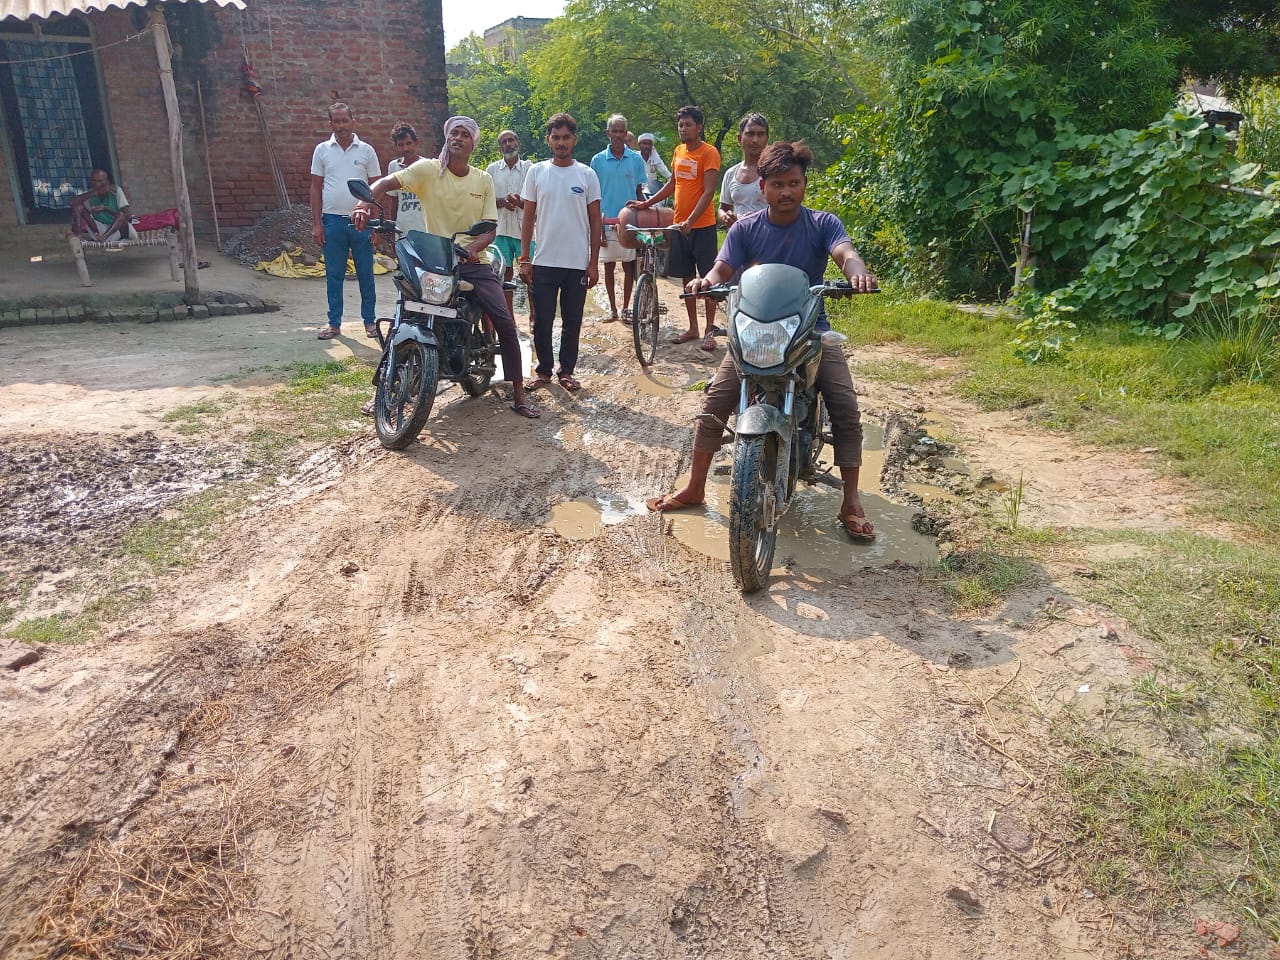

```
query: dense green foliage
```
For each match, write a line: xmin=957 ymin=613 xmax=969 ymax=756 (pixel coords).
xmin=446 ymin=37 xmax=547 ymax=166
xmin=817 ymin=0 xmax=1184 ymax=298
xmin=1010 ymin=114 xmax=1279 ymax=340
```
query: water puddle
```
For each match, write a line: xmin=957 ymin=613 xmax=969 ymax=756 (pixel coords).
xmin=941 ymin=456 xmax=969 ymax=475
xmin=903 ymin=481 xmax=962 ymax=505
xmin=632 ymin=372 xmax=676 ymax=398
xmin=978 ymin=476 xmax=1010 ymax=494
xmin=666 ymin=468 xmax=938 ymax=571
xmin=547 ymin=493 xmax=648 ymax=540
xmin=543 ymin=415 xmax=937 ymax=572
xmin=920 ymin=410 xmax=955 ymax=434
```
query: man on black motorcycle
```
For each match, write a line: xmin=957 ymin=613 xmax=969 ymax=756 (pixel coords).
xmin=645 ymin=140 xmax=878 ymax=542
xmin=351 ymin=116 xmax=541 ymax=419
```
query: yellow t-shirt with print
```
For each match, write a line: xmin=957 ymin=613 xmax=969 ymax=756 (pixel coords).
xmin=394 ymin=158 xmax=497 ymax=237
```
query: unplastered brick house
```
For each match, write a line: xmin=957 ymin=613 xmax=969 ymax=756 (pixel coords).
xmin=0 ymin=0 xmax=449 ymax=240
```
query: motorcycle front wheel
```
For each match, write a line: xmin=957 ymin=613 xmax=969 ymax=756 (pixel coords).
xmin=460 ymin=314 xmax=498 ymax=397
xmin=375 ymin=341 xmax=438 ymax=450
xmin=729 ymin=434 xmax=780 ymax=592
xmin=631 ymin=272 xmax=660 ymax=366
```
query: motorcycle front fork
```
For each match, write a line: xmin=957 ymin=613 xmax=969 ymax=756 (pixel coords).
xmin=738 ymin=378 xmax=796 ymax=520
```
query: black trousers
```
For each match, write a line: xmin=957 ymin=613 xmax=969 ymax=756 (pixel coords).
xmin=530 ymin=265 xmax=587 ymax=378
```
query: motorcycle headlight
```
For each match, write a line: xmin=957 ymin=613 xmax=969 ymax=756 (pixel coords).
xmin=415 ymin=268 xmax=455 ymax=305
xmin=735 ymin=312 xmax=801 ymax=368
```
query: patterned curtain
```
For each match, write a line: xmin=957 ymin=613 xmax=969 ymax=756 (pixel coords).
xmin=2 ymin=39 xmax=95 ymax=209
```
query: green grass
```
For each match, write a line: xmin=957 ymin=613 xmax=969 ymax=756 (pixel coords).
xmin=939 ymin=543 xmax=1040 ymax=612
xmin=832 ymin=289 xmax=1280 ymax=939
xmin=855 ymin=357 xmax=952 ymax=385
xmin=7 ymin=612 xmax=95 ymax=645
xmin=1051 ymin=533 xmax=1280 ymax=937
xmin=829 ymin=298 xmax=1280 ymax=540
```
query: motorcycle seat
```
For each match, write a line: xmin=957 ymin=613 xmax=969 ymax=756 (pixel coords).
xmin=458 ymin=280 xmax=474 ymax=292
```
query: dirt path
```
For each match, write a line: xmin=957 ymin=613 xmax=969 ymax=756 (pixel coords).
xmin=0 ymin=272 xmax=1226 ymax=958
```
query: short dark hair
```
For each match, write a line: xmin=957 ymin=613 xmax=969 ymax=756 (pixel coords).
xmin=391 ymin=121 xmax=418 ymax=142
xmin=739 ymin=112 xmax=768 ymax=135
xmin=327 ymin=101 xmax=352 ymax=121
xmin=758 ymin=141 xmax=815 ymax=180
xmin=546 ymin=112 xmax=577 ymax=134
xmin=675 ymin=105 xmax=704 ymax=126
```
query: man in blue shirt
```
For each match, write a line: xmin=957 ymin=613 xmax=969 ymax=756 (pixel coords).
xmin=590 ymin=114 xmax=647 ymax=321
xmin=646 ymin=141 xmax=879 ymax=543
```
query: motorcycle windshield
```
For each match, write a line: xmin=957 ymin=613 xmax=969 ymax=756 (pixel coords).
xmin=406 ymin=229 xmax=456 ymax=276
xmin=735 ymin=263 xmax=813 ymax=324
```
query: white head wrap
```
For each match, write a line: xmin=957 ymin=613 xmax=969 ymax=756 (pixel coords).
xmin=439 ymin=116 xmax=480 ymax=175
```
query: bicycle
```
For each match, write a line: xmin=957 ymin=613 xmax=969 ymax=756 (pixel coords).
xmin=625 ymin=224 xmax=680 ymax=366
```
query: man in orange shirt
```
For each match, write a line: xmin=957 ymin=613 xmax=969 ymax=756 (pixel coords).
xmin=628 ymin=105 xmax=720 ymax=351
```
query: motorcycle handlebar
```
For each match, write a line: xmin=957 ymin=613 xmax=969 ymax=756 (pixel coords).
xmin=680 ymin=281 xmax=880 ymax=300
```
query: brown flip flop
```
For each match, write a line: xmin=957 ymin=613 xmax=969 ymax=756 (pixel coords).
xmin=670 ymin=330 xmax=699 ymax=344
xmin=646 ymin=493 xmax=704 ymax=513
xmin=838 ymin=512 xmax=877 ymax=543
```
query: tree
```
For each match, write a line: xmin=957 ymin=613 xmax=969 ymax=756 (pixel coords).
xmin=825 ymin=0 xmax=1186 ymax=297
xmin=528 ymin=0 xmax=846 ymax=161
xmin=447 ymin=36 xmax=546 ymax=166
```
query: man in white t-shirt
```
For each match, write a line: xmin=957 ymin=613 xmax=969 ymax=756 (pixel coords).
xmin=485 ymin=129 xmax=533 ymax=320
xmin=718 ymin=112 xmax=770 ymax=228
xmin=518 ymin=113 xmax=602 ymax=393
xmin=386 ymin=121 xmax=426 ymax=236
xmin=310 ymin=102 xmax=382 ymax=340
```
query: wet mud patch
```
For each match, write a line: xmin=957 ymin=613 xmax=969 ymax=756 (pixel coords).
xmin=0 ymin=432 xmax=246 ymax=591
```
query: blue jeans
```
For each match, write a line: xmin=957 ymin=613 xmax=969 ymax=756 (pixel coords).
xmin=322 ymin=213 xmax=375 ymax=327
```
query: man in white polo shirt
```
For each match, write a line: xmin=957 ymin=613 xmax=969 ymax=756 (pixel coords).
xmin=310 ymin=101 xmax=382 ymax=340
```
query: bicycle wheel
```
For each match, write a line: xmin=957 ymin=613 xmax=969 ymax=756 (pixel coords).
xmin=374 ymin=341 xmax=438 ymax=450
xmin=631 ymin=272 xmax=660 ymax=366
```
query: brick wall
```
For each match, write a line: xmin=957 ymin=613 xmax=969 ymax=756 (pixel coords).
xmin=167 ymin=0 xmax=450 ymax=235
xmin=0 ymin=0 xmax=447 ymax=239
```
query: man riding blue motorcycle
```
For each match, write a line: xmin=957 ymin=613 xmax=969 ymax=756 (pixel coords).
xmin=646 ymin=140 xmax=877 ymax=545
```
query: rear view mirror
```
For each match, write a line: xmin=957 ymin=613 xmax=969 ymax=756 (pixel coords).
xmin=466 ymin=220 xmax=497 ymax=236
xmin=347 ymin=179 xmax=375 ymax=202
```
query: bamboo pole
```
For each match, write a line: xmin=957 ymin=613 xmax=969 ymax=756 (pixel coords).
xmin=149 ymin=6 xmax=199 ymax=304
xmin=196 ymin=79 xmax=221 ymax=248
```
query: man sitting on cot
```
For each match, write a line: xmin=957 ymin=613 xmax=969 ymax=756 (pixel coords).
xmin=69 ymin=169 xmax=137 ymax=242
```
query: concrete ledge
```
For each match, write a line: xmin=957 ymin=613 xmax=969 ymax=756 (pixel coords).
xmin=0 ymin=293 xmax=282 ymax=329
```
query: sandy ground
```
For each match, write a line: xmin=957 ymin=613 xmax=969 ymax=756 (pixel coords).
xmin=0 ymin=258 xmax=1257 ymax=959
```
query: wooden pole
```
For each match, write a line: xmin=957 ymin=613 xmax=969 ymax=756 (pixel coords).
xmin=149 ymin=6 xmax=200 ymax=304
xmin=196 ymin=79 xmax=221 ymax=248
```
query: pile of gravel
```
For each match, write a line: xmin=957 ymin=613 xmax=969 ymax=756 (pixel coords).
xmin=220 ymin=204 xmax=322 ymax=266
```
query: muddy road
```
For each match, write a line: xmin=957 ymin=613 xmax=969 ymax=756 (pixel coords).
xmin=0 ymin=270 xmax=1225 ymax=958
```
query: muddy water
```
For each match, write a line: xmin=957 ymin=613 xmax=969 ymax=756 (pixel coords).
xmin=903 ymin=482 xmax=963 ymax=505
xmin=545 ymin=419 xmax=939 ymax=571
xmin=632 ymin=372 xmax=677 ymax=398
xmin=548 ymin=493 xmax=651 ymax=540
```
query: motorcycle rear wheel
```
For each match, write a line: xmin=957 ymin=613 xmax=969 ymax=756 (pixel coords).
xmin=460 ymin=314 xmax=498 ymax=397
xmin=729 ymin=434 xmax=780 ymax=592
xmin=631 ymin=272 xmax=660 ymax=366
xmin=375 ymin=341 xmax=438 ymax=450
